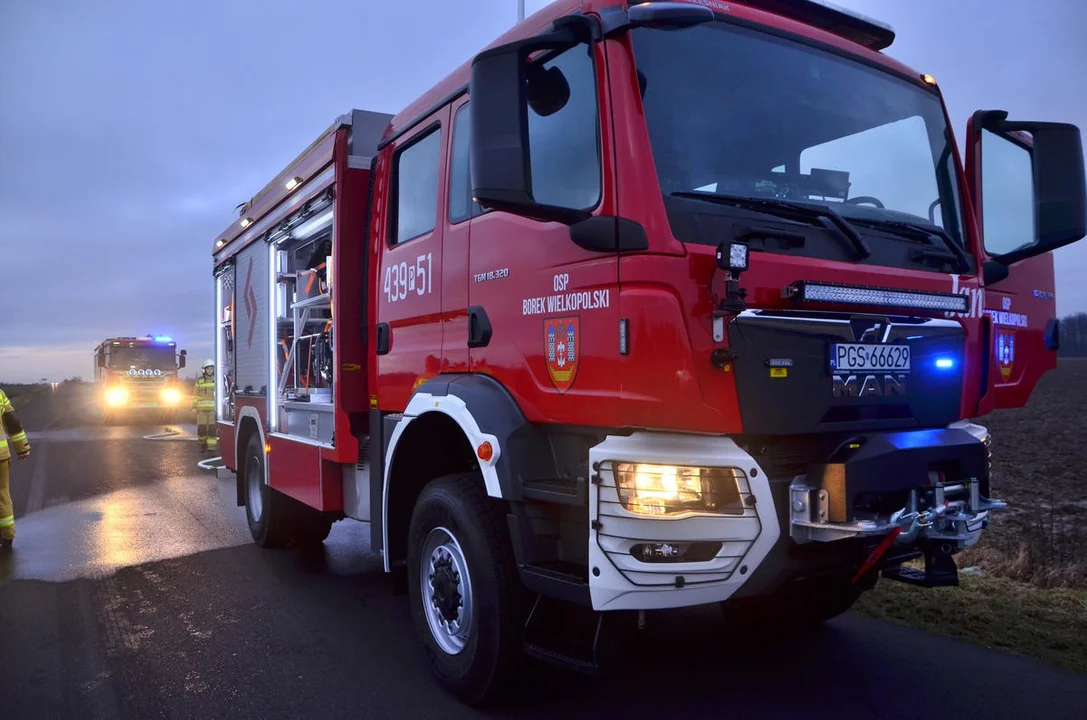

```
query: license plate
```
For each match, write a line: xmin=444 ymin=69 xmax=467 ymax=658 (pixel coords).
xmin=830 ymin=343 xmax=911 ymax=373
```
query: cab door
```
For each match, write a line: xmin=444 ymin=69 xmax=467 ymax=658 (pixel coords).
xmin=981 ymin=253 xmax=1057 ymax=410
xmin=966 ymin=112 xmax=1067 ymax=411
xmin=466 ymin=38 xmax=621 ymax=423
xmin=374 ymin=107 xmax=449 ymax=411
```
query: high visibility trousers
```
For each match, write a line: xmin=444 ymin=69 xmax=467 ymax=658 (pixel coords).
xmin=196 ymin=410 xmax=217 ymax=450
xmin=0 ymin=459 xmax=14 ymax=541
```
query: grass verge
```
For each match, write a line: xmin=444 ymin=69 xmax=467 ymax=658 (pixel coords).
xmin=855 ymin=573 xmax=1087 ymax=674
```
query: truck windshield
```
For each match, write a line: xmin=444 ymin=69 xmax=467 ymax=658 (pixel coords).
xmin=110 ymin=346 xmax=176 ymax=371
xmin=631 ymin=21 xmax=964 ymax=255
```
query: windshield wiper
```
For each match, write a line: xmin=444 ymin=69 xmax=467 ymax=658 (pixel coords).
xmin=670 ymin=191 xmax=871 ymax=260
xmin=850 ymin=218 xmax=969 ymax=273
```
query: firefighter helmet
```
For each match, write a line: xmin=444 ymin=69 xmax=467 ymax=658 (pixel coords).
xmin=202 ymin=359 xmax=214 ymax=369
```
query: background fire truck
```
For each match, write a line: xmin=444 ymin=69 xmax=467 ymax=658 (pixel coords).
xmin=93 ymin=335 xmax=188 ymax=424
xmin=207 ymin=0 xmax=1085 ymax=704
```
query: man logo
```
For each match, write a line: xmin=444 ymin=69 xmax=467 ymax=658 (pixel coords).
xmin=832 ymin=374 xmax=907 ymax=397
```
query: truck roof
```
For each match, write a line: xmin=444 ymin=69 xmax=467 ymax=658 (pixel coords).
xmin=211 ymin=0 xmax=927 ymax=258
xmin=95 ymin=335 xmax=176 ymax=346
xmin=389 ymin=0 xmax=922 ymax=142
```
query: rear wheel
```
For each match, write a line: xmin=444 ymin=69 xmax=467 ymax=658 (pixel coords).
xmin=243 ymin=433 xmax=292 ymax=548
xmin=407 ymin=473 xmax=522 ymax=705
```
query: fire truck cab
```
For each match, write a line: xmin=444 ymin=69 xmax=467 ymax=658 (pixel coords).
xmin=209 ymin=0 xmax=1086 ymax=703
xmin=94 ymin=335 xmax=188 ymax=424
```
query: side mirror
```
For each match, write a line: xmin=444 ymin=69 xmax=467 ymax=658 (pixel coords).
xmin=469 ymin=15 xmax=599 ymax=225
xmin=968 ymin=110 xmax=1086 ymax=273
xmin=178 ymin=350 xmax=187 ymax=370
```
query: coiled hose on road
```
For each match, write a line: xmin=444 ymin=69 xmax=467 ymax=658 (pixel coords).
xmin=141 ymin=426 xmax=226 ymax=471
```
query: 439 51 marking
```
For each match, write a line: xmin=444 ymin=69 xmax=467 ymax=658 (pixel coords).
xmin=383 ymin=253 xmax=432 ymax=303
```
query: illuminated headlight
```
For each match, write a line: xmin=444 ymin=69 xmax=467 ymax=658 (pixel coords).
xmin=162 ymin=387 xmax=182 ymax=405
xmin=614 ymin=463 xmax=746 ymax=516
xmin=105 ymin=387 xmax=128 ymax=406
xmin=787 ymin=280 xmax=968 ymax=313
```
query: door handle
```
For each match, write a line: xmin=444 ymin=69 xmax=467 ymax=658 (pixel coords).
xmin=467 ymin=306 xmax=492 ymax=348
xmin=376 ymin=323 xmax=390 ymax=355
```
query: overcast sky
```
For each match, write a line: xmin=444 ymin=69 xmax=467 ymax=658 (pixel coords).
xmin=1 ymin=0 xmax=1085 ymax=383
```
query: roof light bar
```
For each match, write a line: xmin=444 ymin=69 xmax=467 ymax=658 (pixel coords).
xmin=744 ymin=0 xmax=895 ymax=51
xmin=786 ymin=281 xmax=968 ymax=314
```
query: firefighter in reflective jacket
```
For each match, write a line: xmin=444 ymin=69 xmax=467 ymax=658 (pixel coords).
xmin=0 ymin=388 xmax=31 ymax=549
xmin=192 ymin=360 xmax=217 ymax=452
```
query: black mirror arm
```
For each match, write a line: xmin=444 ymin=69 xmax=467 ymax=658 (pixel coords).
xmin=599 ymin=2 xmax=715 ymax=37
xmin=474 ymin=14 xmax=598 ymax=64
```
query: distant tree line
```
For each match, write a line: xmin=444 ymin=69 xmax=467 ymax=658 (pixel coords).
xmin=1058 ymin=313 xmax=1087 ymax=357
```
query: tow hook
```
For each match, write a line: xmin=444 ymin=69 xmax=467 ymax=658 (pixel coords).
xmin=851 ymin=504 xmax=954 ymax=584
xmin=891 ymin=503 xmax=948 ymax=545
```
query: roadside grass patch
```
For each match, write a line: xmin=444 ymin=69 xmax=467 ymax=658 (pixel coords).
xmin=856 ymin=573 xmax=1087 ymax=674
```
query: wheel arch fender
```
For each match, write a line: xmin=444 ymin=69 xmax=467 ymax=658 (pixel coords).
xmin=381 ymin=374 xmax=558 ymax=572
xmin=235 ymin=407 xmax=267 ymax=506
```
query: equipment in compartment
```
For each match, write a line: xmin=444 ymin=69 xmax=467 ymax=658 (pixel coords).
xmin=272 ymin=197 xmax=336 ymax=441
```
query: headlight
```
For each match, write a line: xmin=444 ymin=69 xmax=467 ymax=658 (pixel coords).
xmin=614 ymin=463 xmax=746 ymax=516
xmin=162 ymin=387 xmax=182 ymax=404
xmin=105 ymin=387 xmax=128 ymax=406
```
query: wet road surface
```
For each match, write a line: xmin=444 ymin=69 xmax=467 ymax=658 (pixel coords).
xmin=2 ymin=386 xmax=1085 ymax=719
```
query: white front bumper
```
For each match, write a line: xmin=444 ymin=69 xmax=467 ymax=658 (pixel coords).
xmin=587 ymin=432 xmax=780 ymax=611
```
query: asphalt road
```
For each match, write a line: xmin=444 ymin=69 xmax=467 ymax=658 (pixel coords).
xmin=2 ymin=385 xmax=1085 ymax=719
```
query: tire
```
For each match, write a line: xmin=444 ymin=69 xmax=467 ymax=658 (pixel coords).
xmin=407 ymin=473 xmax=522 ymax=705
xmin=243 ymin=433 xmax=292 ymax=548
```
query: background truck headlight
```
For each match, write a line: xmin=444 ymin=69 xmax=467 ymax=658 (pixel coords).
xmin=614 ymin=463 xmax=747 ymax=516
xmin=105 ymin=387 xmax=128 ymax=406
xmin=161 ymin=387 xmax=182 ymax=405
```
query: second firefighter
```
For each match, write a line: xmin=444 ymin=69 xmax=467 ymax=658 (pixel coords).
xmin=192 ymin=360 xmax=217 ymax=452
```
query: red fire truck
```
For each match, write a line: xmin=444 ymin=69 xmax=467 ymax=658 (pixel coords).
xmin=208 ymin=0 xmax=1086 ymax=703
xmin=93 ymin=335 xmax=189 ymax=424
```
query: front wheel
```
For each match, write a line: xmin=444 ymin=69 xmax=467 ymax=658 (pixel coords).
xmin=407 ymin=473 xmax=522 ymax=705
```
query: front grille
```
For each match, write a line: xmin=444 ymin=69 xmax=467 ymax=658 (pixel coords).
xmin=727 ymin=311 xmax=965 ymax=435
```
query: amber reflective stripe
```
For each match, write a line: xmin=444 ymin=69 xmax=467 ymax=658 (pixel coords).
xmin=0 ymin=515 xmax=14 ymax=528
xmin=10 ymin=431 xmax=27 ymax=443
xmin=0 ymin=439 xmax=7 ymax=449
